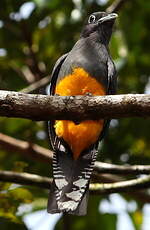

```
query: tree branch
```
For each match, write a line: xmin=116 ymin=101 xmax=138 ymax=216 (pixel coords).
xmin=106 ymin=0 xmax=128 ymax=13
xmin=1 ymin=132 xmax=150 ymax=176
xmin=0 ymin=133 xmax=52 ymax=163
xmin=1 ymin=133 xmax=150 ymax=202
xmin=90 ymin=175 xmax=150 ymax=194
xmin=0 ymin=90 xmax=150 ymax=121
xmin=20 ymin=21 xmax=46 ymax=80
xmin=0 ymin=170 xmax=51 ymax=189
xmin=1 ymin=170 xmax=150 ymax=195
xmin=20 ymin=75 xmax=50 ymax=94
xmin=92 ymin=172 xmax=150 ymax=203
xmin=94 ymin=161 xmax=150 ymax=175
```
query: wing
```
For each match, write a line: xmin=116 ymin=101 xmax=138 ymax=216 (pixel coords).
xmin=48 ymin=53 xmax=68 ymax=150
xmin=107 ymin=56 xmax=117 ymax=95
xmin=49 ymin=53 xmax=69 ymax=95
xmin=97 ymin=57 xmax=117 ymax=143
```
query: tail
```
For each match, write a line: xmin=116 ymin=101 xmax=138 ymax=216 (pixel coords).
xmin=47 ymin=148 xmax=97 ymax=216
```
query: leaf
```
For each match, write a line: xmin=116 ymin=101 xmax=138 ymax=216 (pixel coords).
xmin=8 ymin=187 xmax=33 ymax=203
xmin=129 ymin=211 xmax=143 ymax=230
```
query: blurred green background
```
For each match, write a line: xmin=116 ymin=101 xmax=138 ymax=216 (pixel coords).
xmin=0 ymin=0 xmax=150 ymax=229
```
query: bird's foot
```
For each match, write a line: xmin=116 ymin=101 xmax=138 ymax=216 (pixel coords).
xmin=85 ymin=92 xmax=93 ymax=96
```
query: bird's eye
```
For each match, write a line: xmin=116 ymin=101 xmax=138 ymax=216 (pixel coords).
xmin=88 ymin=15 xmax=96 ymax=24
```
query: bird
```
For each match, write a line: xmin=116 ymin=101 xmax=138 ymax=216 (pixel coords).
xmin=47 ymin=11 xmax=118 ymax=216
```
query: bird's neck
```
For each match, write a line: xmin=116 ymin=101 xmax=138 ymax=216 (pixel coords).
xmin=87 ymin=29 xmax=112 ymax=46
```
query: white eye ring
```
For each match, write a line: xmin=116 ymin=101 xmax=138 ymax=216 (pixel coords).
xmin=88 ymin=15 xmax=96 ymax=24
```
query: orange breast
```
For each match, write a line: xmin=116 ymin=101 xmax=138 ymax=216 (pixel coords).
xmin=55 ymin=67 xmax=105 ymax=159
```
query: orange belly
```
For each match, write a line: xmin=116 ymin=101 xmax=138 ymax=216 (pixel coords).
xmin=55 ymin=67 xmax=105 ymax=159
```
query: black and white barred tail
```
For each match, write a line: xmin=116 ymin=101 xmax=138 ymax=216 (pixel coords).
xmin=47 ymin=148 xmax=97 ymax=216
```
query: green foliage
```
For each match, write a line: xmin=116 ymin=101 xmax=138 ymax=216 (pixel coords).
xmin=0 ymin=0 xmax=150 ymax=229
xmin=129 ymin=210 xmax=143 ymax=230
xmin=0 ymin=184 xmax=33 ymax=223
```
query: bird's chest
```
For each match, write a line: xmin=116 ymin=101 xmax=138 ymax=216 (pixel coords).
xmin=55 ymin=67 xmax=105 ymax=96
xmin=54 ymin=67 xmax=105 ymax=159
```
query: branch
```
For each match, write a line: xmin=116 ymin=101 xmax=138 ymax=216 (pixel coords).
xmin=1 ymin=132 xmax=150 ymax=202
xmin=1 ymin=170 xmax=150 ymax=195
xmin=20 ymin=21 xmax=46 ymax=80
xmin=20 ymin=76 xmax=50 ymax=94
xmin=0 ymin=90 xmax=150 ymax=121
xmin=1 ymin=132 xmax=150 ymax=176
xmin=106 ymin=0 xmax=128 ymax=13
xmin=92 ymin=172 xmax=150 ymax=203
xmin=94 ymin=162 xmax=150 ymax=175
xmin=90 ymin=175 xmax=150 ymax=194
xmin=0 ymin=133 xmax=52 ymax=163
xmin=0 ymin=170 xmax=51 ymax=189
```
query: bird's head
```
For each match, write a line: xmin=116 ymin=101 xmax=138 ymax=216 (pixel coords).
xmin=81 ymin=12 xmax=118 ymax=45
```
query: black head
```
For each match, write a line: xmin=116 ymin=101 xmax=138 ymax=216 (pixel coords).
xmin=81 ymin=12 xmax=118 ymax=45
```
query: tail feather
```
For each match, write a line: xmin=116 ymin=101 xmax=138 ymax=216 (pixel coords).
xmin=47 ymin=148 xmax=97 ymax=216
xmin=47 ymin=183 xmax=89 ymax=215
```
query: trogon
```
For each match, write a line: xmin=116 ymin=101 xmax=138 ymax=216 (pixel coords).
xmin=47 ymin=11 xmax=118 ymax=216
